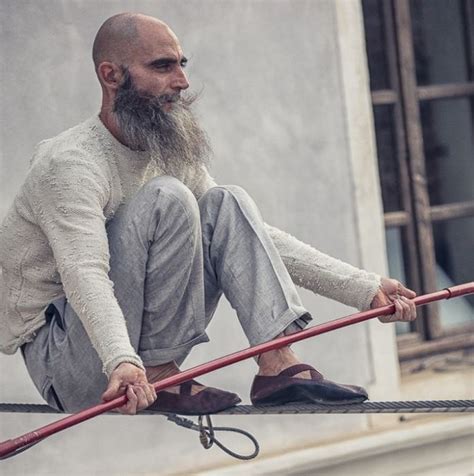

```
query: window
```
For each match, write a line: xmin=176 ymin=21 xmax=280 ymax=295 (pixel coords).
xmin=362 ymin=0 xmax=474 ymax=360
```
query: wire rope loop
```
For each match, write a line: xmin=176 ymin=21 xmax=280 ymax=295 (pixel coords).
xmin=198 ymin=415 xmax=214 ymax=449
xmin=168 ymin=413 xmax=260 ymax=460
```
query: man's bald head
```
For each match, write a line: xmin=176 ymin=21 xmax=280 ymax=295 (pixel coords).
xmin=95 ymin=11 xmax=193 ymax=152
xmin=92 ymin=13 xmax=169 ymax=72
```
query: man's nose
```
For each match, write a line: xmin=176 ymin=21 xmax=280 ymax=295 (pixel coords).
xmin=172 ymin=67 xmax=190 ymax=91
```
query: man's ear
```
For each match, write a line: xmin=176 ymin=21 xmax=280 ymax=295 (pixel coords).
xmin=97 ymin=62 xmax=123 ymax=90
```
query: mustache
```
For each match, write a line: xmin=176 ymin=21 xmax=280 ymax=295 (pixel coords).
xmin=158 ymin=93 xmax=180 ymax=103
xmin=113 ymin=91 xmax=200 ymax=132
xmin=114 ymin=71 xmax=199 ymax=113
xmin=130 ymin=91 xmax=197 ymax=106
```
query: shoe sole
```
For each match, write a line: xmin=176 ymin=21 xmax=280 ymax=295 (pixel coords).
xmin=252 ymin=384 xmax=368 ymax=406
xmin=152 ymin=396 xmax=242 ymax=415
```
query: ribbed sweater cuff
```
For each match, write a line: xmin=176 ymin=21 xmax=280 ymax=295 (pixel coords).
xmin=356 ymin=273 xmax=382 ymax=311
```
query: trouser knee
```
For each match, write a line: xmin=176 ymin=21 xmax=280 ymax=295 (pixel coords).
xmin=107 ymin=175 xmax=201 ymax=271
xmin=199 ymin=185 xmax=258 ymax=216
xmin=140 ymin=176 xmax=200 ymax=219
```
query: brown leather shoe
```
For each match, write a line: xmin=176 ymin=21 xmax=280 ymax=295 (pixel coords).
xmin=250 ymin=364 xmax=368 ymax=406
xmin=148 ymin=379 xmax=241 ymax=415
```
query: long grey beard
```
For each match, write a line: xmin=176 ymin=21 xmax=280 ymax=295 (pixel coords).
xmin=113 ymin=70 xmax=212 ymax=174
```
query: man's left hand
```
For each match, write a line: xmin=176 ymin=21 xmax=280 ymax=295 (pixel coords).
xmin=371 ymin=277 xmax=417 ymax=323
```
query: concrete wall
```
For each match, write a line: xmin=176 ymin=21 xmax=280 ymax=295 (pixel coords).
xmin=0 ymin=1 xmax=397 ymax=474
xmin=201 ymin=415 xmax=474 ymax=476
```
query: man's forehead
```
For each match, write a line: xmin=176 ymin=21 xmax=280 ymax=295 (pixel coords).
xmin=136 ymin=21 xmax=183 ymax=58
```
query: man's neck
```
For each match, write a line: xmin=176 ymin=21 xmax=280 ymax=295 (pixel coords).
xmin=99 ymin=107 xmax=130 ymax=148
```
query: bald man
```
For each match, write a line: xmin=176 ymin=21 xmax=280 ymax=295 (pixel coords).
xmin=0 ymin=13 xmax=417 ymax=415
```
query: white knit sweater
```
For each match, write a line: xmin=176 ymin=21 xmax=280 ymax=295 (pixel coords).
xmin=0 ymin=115 xmax=381 ymax=376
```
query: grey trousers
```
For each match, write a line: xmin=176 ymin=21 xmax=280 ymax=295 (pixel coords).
xmin=22 ymin=177 xmax=311 ymax=412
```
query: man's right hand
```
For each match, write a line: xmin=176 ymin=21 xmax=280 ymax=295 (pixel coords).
xmin=371 ymin=277 xmax=417 ymax=323
xmin=101 ymin=362 xmax=157 ymax=415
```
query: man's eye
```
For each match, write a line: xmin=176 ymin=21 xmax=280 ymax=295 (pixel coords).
xmin=180 ymin=61 xmax=188 ymax=68
xmin=156 ymin=64 xmax=172 ymax=71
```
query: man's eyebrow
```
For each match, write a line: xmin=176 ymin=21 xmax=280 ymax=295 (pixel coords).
xmin=148 ymin=56 xmax=188 ymax=67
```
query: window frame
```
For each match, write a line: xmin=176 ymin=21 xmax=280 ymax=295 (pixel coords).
xmin=363 ymin=0 xmax=474 ymax=359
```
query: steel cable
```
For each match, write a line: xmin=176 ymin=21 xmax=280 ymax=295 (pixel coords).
xmin=2 ymin=399 xmax=473 ymax=415
xmin=1 ymin=400 xmax=472 ymax=461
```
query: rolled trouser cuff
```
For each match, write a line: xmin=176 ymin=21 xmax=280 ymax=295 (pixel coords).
xmin=284 ymin=311 xmax=313 ymax=335
xmin=251 ymin=307 xmax=313 ymax=346
xmin=139 ymin=332 xmax=210 ymax=367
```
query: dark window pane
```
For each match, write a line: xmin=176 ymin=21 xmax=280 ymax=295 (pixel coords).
xmin=410 ymin=0 xmax=469 ymax=86
xmin=420 ymin=97 xmax=474 ymax=206
xmin=362 ymin=0 xmax=391 ymax=90
xmin=386 ymin=227 xmax=411 ymax=334
xmin=433 ymin=217 xmax=474 ymax=329
xmin=373 ymin=105 xmax=403 ymax=212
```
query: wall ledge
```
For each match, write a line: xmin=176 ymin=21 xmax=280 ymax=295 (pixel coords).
xmin=198 ymin=415 xmax=474 ymax=475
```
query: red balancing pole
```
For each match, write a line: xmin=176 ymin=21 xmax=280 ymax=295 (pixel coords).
xmin=1 ymin=282 xmax=473 ymax=459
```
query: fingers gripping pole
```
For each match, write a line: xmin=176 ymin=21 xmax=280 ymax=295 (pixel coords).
xmin=1 ymin=282 xmax=473 ymax=459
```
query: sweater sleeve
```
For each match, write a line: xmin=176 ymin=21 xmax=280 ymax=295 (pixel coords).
xmin=28 ymin=152 xmax=144 ymax=377
xmin=265 ymin=224 xmax=381 ymax=310
xmin=196 ymin=167 xmax=381 ymax=310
